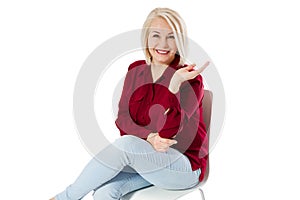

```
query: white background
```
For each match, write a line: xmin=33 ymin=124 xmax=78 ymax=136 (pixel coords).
xmin=1 ymin=0 xmax=299 ymax=199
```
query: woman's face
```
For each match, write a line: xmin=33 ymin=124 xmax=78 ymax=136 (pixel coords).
xmin=148 ymin=17 xmax=178 ymax=66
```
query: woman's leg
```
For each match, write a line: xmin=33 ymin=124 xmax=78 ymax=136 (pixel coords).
xmin=54 ymin=135 xmax=200 ymax=200
xmin=93 ymin=168 xmax=152 ymax=200
xmin=107 ymin=135 xmax=201 ymax=190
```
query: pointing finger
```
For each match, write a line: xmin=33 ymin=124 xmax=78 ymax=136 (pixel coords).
xmin=194 ymin=61 xmax=210 ymax=73
xmin=184 ymin=64 xmax=196 ymax=71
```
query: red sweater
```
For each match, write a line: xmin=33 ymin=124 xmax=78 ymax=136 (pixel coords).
xmin=115 ymin=56 xmax=208 ymax=182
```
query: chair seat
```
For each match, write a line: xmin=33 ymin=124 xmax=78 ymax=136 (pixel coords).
xmin=121 ymin=183 xmax=204 ymax=200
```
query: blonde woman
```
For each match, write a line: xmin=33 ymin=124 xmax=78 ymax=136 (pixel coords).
xmin=51 ymin=7 xmax=209 ymax=200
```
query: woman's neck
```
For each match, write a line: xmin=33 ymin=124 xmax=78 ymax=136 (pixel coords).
xmin=151 ymin=63 xmax=168 ymax=82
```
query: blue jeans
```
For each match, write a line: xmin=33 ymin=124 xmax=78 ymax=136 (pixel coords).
xmin=55 ymin=135 xmax=201 ymax=200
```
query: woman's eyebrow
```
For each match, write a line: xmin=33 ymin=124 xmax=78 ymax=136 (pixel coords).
xmin=151 ymin=30 xmax=174 ymax=34
xmin=151 ymin=30 xmax=160 ymax=34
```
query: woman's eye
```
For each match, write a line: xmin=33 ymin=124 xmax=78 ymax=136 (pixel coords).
xmin=153 ymin=34 xmax=159 ymax=38
xmin=168 ymin=35 xmax=175 ymax=39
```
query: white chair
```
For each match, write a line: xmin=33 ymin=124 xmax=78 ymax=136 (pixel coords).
xmin=121 ymin=90 xmax=213 ymax=200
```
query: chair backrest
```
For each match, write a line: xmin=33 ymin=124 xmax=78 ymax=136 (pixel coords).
xmin=200 ymin=90 xmax=213 ymax=184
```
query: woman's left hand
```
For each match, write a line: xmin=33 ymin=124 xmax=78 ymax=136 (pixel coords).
xmin=146 ymin=133 xmax=177 ymax=152
xmin=169 ymin=61 xmax=209 ymax=94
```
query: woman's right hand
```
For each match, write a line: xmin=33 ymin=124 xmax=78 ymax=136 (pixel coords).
xmin=146 ymin=133 xmax=177 ymax=152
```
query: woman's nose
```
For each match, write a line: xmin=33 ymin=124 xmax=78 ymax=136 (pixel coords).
xmin=158 ymin=38 xmax=168 ymax=49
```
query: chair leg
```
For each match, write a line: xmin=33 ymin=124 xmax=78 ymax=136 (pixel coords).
xmin=199 ymin=188 xmax=205 ymax=200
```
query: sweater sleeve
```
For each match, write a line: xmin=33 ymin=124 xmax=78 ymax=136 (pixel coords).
xmin=158 ymin=75 xmax=204 ymax=139
xmin=115 ymin=62 xmax=152 ymax=139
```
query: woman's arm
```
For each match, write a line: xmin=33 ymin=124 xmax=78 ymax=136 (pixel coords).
xmin=157 ymin=75 xmax=204 ymax=138
xmin=157 ymin=62 xmax=209 ymax=139
xmin=115 ymin=62 xmax=153 ymax=139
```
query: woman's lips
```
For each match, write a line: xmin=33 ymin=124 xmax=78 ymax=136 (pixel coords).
xmin=156 ymin=49 xmax=169 ymax=55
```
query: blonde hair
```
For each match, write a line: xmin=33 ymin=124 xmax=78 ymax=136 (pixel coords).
xmin=141 ymin=8 xmax=187 ymax=66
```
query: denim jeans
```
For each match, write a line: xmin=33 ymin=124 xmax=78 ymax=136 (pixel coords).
xmin=55 ymin=135 xmax=201 ymax=200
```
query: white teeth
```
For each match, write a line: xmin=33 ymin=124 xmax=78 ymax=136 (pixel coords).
xmin=156 ymin=50 xmax=169 ymax=54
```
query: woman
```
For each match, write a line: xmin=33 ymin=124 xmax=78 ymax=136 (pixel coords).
xmin=51 ymin=7 xmax=209 ymax=200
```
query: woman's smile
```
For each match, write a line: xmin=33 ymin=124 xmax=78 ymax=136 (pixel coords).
xmin=155 ymin=49 xmax=170 ymax=55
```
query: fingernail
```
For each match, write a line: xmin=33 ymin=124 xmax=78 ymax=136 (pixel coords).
xmin=193 ymin=66 xmax=199 ymax=70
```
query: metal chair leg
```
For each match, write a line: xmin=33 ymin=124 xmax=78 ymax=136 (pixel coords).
xmin=199 ymin=188 xmax=205 ymax=200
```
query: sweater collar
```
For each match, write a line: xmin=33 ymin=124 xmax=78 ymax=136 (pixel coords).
xmin=136 ymin=54 xmax=181 ymax=83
